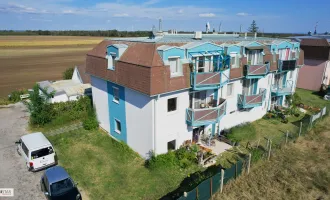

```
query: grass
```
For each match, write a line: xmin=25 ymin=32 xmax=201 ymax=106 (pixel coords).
xmin=47 ymin=129 xmax=200 ymax=200
xmin=215 ymin=116 xmax=330 ymax=200
xmin=296 ymin=88 xmax=330 ymax=109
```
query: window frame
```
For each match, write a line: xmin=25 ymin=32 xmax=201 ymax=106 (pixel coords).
xmin=226 ymin=83 xmax=234 ymax=97
xmin=230 ymin=53 xmax=239 ymax=68
xmin=167 ymin=97 xmax=177 ymax=112
xmin=114 ymin=119 xmax=121 ymax=134
xmin=167 ymin=140 xmax=176 ymax=151
xmin=107 ymin=53 xmax=116 ymax=70
xmin=168 ymin=56 xmax=182 ymax=77
xmin=112 ymin=87 xmax=119 ymax=104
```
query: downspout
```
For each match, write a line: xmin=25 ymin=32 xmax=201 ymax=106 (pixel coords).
xmin=152 ymin=94 xmax=160 ymax=156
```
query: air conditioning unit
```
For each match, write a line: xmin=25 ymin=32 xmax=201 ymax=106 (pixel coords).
xmin=194 ymin=31 xmax=202 ymax=40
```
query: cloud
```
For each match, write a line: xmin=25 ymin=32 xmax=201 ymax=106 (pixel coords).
xmin=0 ymin=3 xmax=47 ymax=14
xmin=178 ymin=9 xmax=184 ymax=14
xmin=143 ymin=0 xmax=161 ymax=5
xmin=199 ymin=13 xmax=216 ymax=18
xmin=236 ymin=12 xmax=250 ymax=16
xmin=30 ymin=17 xmax=52 ymax=22
xmin=113 ymin=13 xmax=129 ymax=17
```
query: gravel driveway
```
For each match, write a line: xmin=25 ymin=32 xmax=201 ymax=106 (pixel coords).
xmin=0 ymin=103 xmax=44 ymax=200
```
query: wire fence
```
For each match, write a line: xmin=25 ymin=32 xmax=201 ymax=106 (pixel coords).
xmin=163 ymin=107 xmax=328 ymax=200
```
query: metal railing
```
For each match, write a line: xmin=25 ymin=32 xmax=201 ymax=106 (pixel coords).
xmin=271 ymin=80 xmax=294 ymax=95
xmin=191 ymin=68 xmax=230 ymax=90
xmin=278 ymin=59 xmax=297 ymax=71
xmin=186 ymin=99 xmax=227 ymax=126
xmin=237 ymin=88 xmax=266 ymax=109
xmin=245 ymin=63 xmax=270 ymax=78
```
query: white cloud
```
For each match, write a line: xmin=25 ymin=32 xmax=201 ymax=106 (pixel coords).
xmin=143 ymin=0 xmax=161 ymax=5
xmin=237 ymin=12 xmax=250 ymax=16
xmin=113 ymin=13 xmax=129 ymax=17
xmin=199 ymin=13 xmax=216 ymax=18
xmin=178 ymin=9 xmax=184 ymax=14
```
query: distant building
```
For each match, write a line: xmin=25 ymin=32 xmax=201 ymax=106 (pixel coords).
xmin=86 ymin=33 xmax=304 ymax=157
xmin=38 ymin=65 xmax=91 ymax=103
xmin=289 ymin=37 xmax=330 ymax=91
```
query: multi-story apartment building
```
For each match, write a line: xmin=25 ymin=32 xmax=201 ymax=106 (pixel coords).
xmin=86 ymin=33 xmax=304 ymax=158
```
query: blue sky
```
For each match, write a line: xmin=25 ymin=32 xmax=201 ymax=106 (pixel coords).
xmin=0 ymin=0 xmax=329 ymax=33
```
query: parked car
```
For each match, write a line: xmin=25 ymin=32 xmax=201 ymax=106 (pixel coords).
xmin=40 ymin=166 xmax=82 ymax=200
xmin=15 ymin=132 xmax=57 ymax=171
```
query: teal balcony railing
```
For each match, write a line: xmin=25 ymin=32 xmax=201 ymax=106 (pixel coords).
xmin=186 ymin=99 xmax=227 ymax=126
xmin=191 ymin=68 xmax=230 ymax=90
xmin=271 ymin=80 xmax=294 ymax=96
xmin=244 ymin=63 xmax=270 ymax=79
xmin=278 ymin=59 xmax=297 ymax=71
xmin=237 ymin=88 xmax=266 ymax=109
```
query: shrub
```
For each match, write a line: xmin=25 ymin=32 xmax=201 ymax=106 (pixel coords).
xmin=83 ymin=117 xmax=99 ymax=130
xmin=62 ymin=67 xmax=74 ymax=80
xmin=146 ymin=151 xmax=178 ymax=170
xmin=8 ymin=89 xmax=27 ymax=102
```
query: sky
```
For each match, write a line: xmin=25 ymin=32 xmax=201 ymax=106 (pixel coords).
xmin=0 ymin=0 xmax=329 ymax=33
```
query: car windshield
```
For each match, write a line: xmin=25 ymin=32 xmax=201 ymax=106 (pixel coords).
xmin=50 ymin=178 xmax=74 ymax=196
xmin=31 ymin=147 xmax=54 ymax=159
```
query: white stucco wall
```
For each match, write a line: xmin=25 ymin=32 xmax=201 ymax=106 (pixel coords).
xmin=91 ymin=76 xmax=110 ymax=133
xmin=125 ymin=88 xmax=154 ymax=158
xmin=218 ymin=74 xmax=271 ymax=131
xmin=155 ymin=90 xmax=192 ymax=155
xmin=72 ymin=67 xmax=82 ymax=84
xmin=51 ymin=93 xmax=68 ymax=103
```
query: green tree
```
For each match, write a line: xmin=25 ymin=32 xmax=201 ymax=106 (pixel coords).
xmin=27 ymin=84 xmax=53 ymax=126
xmin=63 ymin=67 xmax=74 ymax=80
xmin=248 ymin=20 xmax=259 ymax=33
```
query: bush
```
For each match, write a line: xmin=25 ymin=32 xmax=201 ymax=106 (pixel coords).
xmin=62 ymin=67 xmax=74 ymax=80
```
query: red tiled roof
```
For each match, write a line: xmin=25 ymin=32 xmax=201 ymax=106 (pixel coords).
xmin=300 ymin=38 xmax=330 ymax=47
xmin=76 ymin=64 xmax=90 ymax=84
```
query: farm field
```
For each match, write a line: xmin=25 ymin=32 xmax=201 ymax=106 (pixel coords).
xmin=0 ymin=36 xmax=104 ymax=97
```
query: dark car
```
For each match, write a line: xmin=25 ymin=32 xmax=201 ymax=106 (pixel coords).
xmin=40 ymin=166 xmax=82 ymax=200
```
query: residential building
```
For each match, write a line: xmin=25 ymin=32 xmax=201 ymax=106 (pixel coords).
xmin=86 ymin=33 xmax=304 ymax=157
xmin=292 ymin=38 xmax=330 ymax=91
xmin=38 ymin=65 xmax=92 ymax=103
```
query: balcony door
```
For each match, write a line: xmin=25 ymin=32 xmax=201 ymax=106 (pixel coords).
xmin=193 ymin=56 xmax=212 ymax=73
xmin=243 ymin=79 xmax=258 ymax=95
xmin=274 ymin=73 xmax=287 ymax=88
xmin=189 ymin=91 xmax=207 ymax=109
xmin=247 ymin=50 xmax=263 ymax=65
xmin=279 ymin=48 xmax=291 ymax=60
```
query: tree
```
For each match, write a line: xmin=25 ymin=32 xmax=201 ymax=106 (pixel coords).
xmin=248 ymin=20 xmax=259 ymax=33
xmin=27 ymin=84 xmax=54 ymax=126
xmin=63 ymin=67 xmax=74 ymax=80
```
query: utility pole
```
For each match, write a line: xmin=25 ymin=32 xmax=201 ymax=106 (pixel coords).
xmin=219 ymin=22 xmax=222 ymax=33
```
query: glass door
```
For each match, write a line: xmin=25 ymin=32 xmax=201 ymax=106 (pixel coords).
xmin=190 ymin=91 xmax=207 ymax=109
xmin=243 ymin=79 xmax=258 ymax=95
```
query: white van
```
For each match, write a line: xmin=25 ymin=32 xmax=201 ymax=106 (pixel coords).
xmin=16 ymin=132 xmax=57 ymax=172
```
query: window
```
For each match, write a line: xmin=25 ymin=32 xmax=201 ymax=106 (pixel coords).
xmin=243 ymin=79 xmax=258 ymax=95
xmin=107 ymin=53 xmax=116 ymax=70
xmin=167 ymin=97 xmax=177 ymax=112
xmin=227 ymin=83 xmax=234 ymax=97
xmin=247 ymin=50 xmax=263 ymax=65
xmin=169 ymin=57 xmax=181 ymax=77
xmin=31 ymin=147 xmax=54 ymax=160
xmin=230 ymin=53 xmax=239 ymax=68
xmin=22 ymin=142 xmax=29 ymax=157
xmin=167 ymin=140 xmax=176 ymax=151
xmin=50 ymin=178 xmax=74 ymax=196
xmin=113 ymin=87 xmax=119 ymax=103
xmin=115 ymin=119 xmax=121 ymax=134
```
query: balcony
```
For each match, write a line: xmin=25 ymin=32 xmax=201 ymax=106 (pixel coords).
xmin=278 ymin=60 xmax=297 ymax=72
xmin=186 ymin=99 xmax=227 ymax=127
xmin=191 ymin=68 xmax=230 ymax=90
xmin=244 ymin=63 xmax=270 ymax=79
xmin=271 ymin=81 xmax=294 ymax=96
xmin=237 ymin=88 xmax=266 ymax=109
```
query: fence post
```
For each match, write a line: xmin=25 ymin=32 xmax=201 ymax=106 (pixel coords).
xmin=267 ymin=140 xmax=272 ymax=160
xmin=210 ymin=177 xmax=213 ymax=199
xmin=285 ymin=131 xmax=289 ymax=144
xmin=220 ymin=169 xmax=224 ymax=193
xmin=247 ymin=153 xmax=251 ymax=174
xmin=299 ymin=122 xmax=302 ymax=137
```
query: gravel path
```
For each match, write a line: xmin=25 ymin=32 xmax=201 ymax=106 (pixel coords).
xmin=0 ymin=103 xmax=44 ymax=200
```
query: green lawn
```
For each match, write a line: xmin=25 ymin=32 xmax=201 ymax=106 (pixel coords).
xmin=47 ymin=130 xmax=200 ymax=200
xmin=296 ymin=88 xmax=330 ymax=109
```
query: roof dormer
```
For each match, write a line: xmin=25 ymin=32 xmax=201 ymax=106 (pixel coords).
xmin=106 ymin=44 xmax=128 ymax=70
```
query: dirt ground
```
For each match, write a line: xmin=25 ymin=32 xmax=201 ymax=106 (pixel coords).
xmin=0 ymin=36 xmax=103 ymax=97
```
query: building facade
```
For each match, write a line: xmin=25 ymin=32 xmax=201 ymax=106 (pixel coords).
xmin=86 ymin=34 xmax=304 ymax=157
